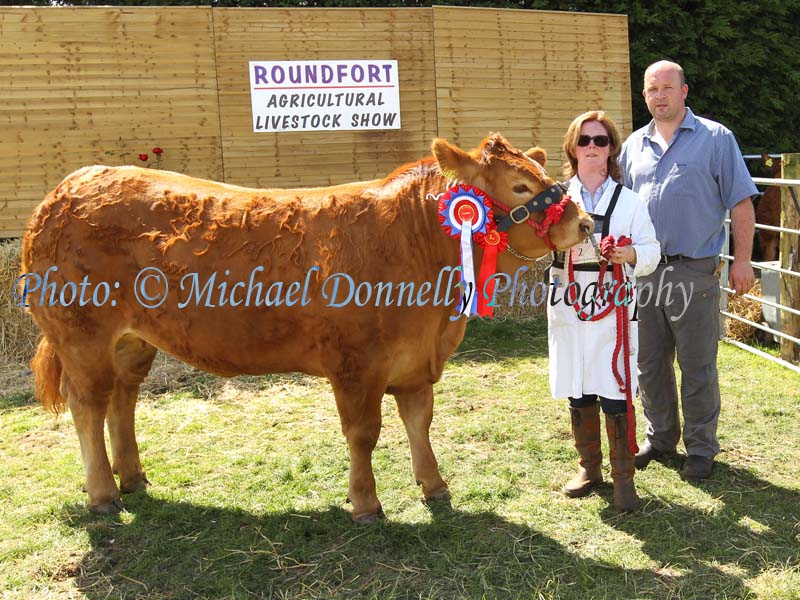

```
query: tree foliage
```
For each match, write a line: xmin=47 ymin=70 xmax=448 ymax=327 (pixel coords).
xmin=18 ymin=0 xmax=800 ymax=152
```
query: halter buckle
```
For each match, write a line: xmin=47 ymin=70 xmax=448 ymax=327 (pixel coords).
xmin=509 ymin=204 xmax=531 ymax=224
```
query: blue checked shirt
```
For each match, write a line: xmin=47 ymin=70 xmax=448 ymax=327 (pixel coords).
xmin=620 ymin=108 xmax=757 ymax=258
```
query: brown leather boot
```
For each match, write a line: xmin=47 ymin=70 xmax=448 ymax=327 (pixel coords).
xmin=605 ymin=413 xmax=640 ymax=512
xmin=562 ymin=404 xmax=603 ymax=498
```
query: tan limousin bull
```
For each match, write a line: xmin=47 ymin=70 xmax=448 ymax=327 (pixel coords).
xmin=22 ymin=134 xmax=592 ymax=522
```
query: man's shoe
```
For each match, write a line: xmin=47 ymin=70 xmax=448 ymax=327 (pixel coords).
xmin=634 ymin=439 xmax=673 ymax=470
xmin=681 ymin=455 xmax=713 ymax=480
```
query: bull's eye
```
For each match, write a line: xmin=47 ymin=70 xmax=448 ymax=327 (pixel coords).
xmin=513 ymin=184 xmax=531 ymax=194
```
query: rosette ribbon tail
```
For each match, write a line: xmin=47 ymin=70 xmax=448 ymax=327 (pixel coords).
xmin=477 ymin=243 xmax=500 ymax=317
xmin=459 ymin=220 xmax=478 ymax=316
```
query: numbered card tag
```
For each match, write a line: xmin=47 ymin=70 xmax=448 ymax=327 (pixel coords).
xmin=570 ymin=232 xmax=602 ymax=265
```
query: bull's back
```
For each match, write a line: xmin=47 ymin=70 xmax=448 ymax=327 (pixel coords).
xmin=23 ymin=166 xmax=462 ymax=384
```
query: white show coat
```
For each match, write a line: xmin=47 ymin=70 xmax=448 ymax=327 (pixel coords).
xmin=548 ymin=176 xmax=661 ymax=400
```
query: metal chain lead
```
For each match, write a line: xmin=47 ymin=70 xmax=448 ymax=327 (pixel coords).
xmin=505 ymin=244 xmax=553 ymax=264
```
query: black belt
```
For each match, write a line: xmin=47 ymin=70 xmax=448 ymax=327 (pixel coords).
xmin=660 ymin=254 xmax=705 ymax=264
xmin=551 ymin=260 xmax=602 ymax=272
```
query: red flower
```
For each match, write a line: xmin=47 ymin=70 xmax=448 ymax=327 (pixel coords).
xmin=138 ymin=153 xmax=149 ymax=162
xmin=152 ymin=147 xmax=163 ymax=155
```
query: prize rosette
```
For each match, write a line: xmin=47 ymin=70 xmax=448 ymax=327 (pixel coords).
xmin=438 ymin=185 xmax=492 ymax=239
xmin=437 ymin=185 xmax=497 ymax=317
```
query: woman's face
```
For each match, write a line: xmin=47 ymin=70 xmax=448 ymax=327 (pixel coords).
xmin=575 ymin=120 xmax=610 ymax=175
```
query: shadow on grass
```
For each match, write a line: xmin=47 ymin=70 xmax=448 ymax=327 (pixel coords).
xmin=0 ymin=389 xmax=34 ymax=410
xmin=61 ymin=494 xmax=653 ymax=600
xmin=58 ymin=469 xmax=798 ymax=600
xmin=600 ymin=459 xmax=800 ymax=598
xmin=0 ymin=363 xmax=34 ymax=409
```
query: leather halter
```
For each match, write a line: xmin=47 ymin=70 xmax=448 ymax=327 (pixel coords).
xmin=491 ymin=182 xmax=571 ymax=253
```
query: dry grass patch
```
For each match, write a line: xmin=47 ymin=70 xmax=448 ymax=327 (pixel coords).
xmin=0 ymin=239 xmax=37 ymax=366
xmin=725 ymin=281 xmax=764 ymax=343
xmin=491 ymin=260 xmax=549 ymax=319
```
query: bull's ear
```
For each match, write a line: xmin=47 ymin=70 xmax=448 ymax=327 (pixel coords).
xmin=525 ymin=147 xmax=547 ymax=167
xmin=432 ymin=138 xmax=479 ymax=180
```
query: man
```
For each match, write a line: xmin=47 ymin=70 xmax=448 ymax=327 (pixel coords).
xmin=619 ymin=60 xmax=756 ymax=479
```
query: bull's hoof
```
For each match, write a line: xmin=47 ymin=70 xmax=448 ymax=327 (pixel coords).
xmin=120 ymin=475 xmax=150 ymax=494
xmin=424 ymin=485 xmax=451 ymax=502
xmin=89 ymin=497 xmax=125 ymax=515
xmin=352 ymin=506 xmax=385 ymax=524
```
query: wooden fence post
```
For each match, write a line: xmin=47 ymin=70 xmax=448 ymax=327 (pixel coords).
xmin=780 ymin=153 xmax=800 ymax=363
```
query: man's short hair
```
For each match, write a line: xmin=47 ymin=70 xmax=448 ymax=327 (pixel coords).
xmin=643 ymin=60 xmax=686 ymax=87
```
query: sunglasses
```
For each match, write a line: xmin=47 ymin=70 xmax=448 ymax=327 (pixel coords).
xmin=577 ymin=134 xmax=610 ymax=148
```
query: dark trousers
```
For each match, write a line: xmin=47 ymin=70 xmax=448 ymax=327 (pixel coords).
xmin=569 ymin=394 xmax=627 ymax=414
xmin=636 ymin=258 xmax=721 ymax=458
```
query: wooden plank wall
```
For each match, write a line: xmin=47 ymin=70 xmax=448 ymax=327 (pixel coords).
xmin=433 ymin=6 xmax=631 ymax=175
xmin=0 ymin=7 xmax=223 ymax=238
xmin=213 ymin=8 xmax=437 ymax=189
xmin=0 ymin=6 xmax=631 ymax=238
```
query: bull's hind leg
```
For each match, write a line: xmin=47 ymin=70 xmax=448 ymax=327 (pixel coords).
xmin=59 ymin=351 xmax=121 ymax=513
xmin=330 ymin=374 xmax=387 ymax=523
xmin=394 ymin=384 xmax=449 ymax=501
xmin=107 ymin=334 xmax=157 ymax=494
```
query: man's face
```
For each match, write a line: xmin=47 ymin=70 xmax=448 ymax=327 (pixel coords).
xmin=643 ymin=66 xmax=688 ymax=123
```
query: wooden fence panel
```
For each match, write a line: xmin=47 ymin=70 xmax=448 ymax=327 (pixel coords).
xmin=213 ymin=8 xmax=437 ymax=189
xmin=0 ymin=6 xmax=632 ymax=237
xmin=0 ymin=7 xmax=222 ymax=238
xmin=432 ymin=6 xmax=631 ymax=174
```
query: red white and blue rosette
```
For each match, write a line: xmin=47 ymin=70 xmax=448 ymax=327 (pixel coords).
xmin=438 ymin=185 xmax=493 ymax=316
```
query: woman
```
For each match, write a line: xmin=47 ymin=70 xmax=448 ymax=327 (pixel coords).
xmin=548 ymin=111 xmax=660 ymax=512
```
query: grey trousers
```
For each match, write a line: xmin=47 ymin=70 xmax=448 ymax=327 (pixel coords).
xmin=636 ymin=257 xmax=721 ymax=458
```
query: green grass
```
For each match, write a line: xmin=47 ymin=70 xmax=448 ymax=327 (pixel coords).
xmin=1 ymin=318 xmax=799 ymax=599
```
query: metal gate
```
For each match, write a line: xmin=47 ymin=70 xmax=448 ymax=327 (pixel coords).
xmin=720 ymin=156 xmax=800 ymax=373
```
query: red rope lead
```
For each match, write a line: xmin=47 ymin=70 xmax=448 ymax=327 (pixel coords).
xmin=567 ymin=235 xmax=638 ymax=455
xmin=491 ymin=196 xmax=571 ymax=250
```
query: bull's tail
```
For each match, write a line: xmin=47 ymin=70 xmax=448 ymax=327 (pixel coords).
xmin=31 ymin=337 xmax=66 ymax=414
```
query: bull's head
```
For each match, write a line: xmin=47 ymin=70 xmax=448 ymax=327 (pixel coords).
xmin=432 ymin=133 xmax=593 ymax=266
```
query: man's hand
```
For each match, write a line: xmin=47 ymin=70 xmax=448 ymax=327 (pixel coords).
xmin=728 ymin=259 xmax=755 ymax=294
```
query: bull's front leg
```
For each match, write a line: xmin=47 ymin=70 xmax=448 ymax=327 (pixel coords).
xmin=394 ymin=384 xmax=450 ymax=501
xmin=331 ymin=379 xmax=385 ymax=523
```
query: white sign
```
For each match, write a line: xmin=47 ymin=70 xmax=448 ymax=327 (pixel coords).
xmin=249 ymin=60 xmax=401 ymax=133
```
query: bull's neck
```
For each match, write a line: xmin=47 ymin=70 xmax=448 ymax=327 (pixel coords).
xmin=375 ymin=159 xmax=464 ymax=263
xmin=380 ymin=158 xmax=451 ymax=200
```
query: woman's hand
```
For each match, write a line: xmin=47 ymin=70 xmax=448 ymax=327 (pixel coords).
xmin=609 ymin=246 xmax=636 ymax=265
